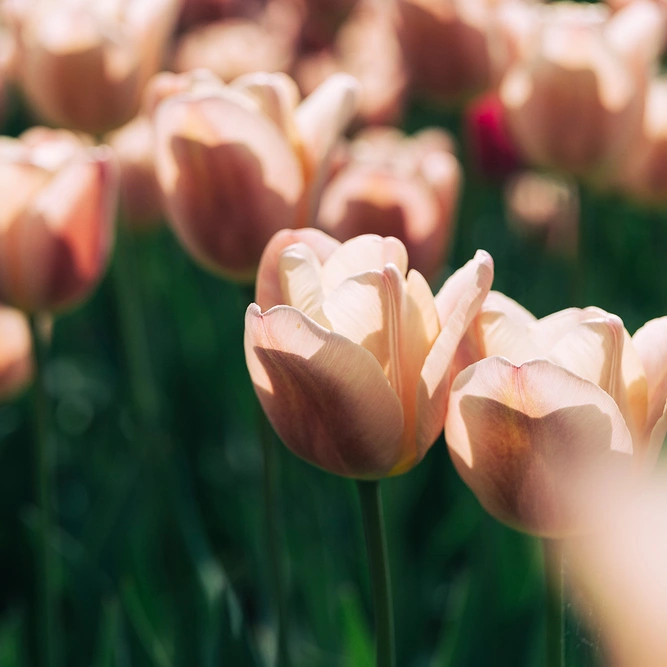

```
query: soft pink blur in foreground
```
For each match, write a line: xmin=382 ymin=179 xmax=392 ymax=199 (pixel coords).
xmin=318 ymin=126 xmax=460 ymax=281
xmin=568 ymin=467 xmax=667 ymax=667
xmin=151 ymin=69 xmax=359 ymax=282
xmin=245 ymin=229 xmax=493 ymax=478
xmin=0 ymin=128 xmax=118 ymax=313
xmin=446 ymin=295 xmax=667 ymax=536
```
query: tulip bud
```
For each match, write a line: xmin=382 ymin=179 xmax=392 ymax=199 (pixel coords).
xmin=396 ymin=0 xmax=492 ymax=104
xmin=317 ymin=127 xmax=460 ymax=280
xmin=446 ymin=294 xmax=667 ymax=536
xmin=245 ymin=229 xmax=494 ymax=478
xmin=0 ymin=127 xmax=118 ymax=313
xmin=152 ymin=69 xmax=359 ymax=281
xmin=0 ymin=305 xmax=32 ymax=400
xmin=106 ymin=115 xmax=162 ymax=230
xmin=10 ymin=0 xmax=180 ymax=134
xmin=499 ymin=1 xmax=664 ymax=177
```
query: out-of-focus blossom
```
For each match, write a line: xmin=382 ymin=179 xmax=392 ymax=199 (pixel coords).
xmin=295 ymin=0 xmax=360 ymax=50
xmin=504 ymin=171 xmax=579 ymax=257
xmin=106 ymin=115 xmax=162 ymax=230
xmin=177 ymin=0 xmax=265 ymax=29
xmin=294 ymin=0 xmax=407 ymax=126
xmin=245 ymin=229 xmax=493 ymax=478
xmin=613 ymin=76 xmax=667 ymax=204
xmin=499 ymin=1 xmax=665 ymax=177
xmin=171 ymin=0 xmax=301 ymax=82
xmin=0 ymin=127 xmax=118 ymax=313
xmin=7 ymin=0 xmax=180 ymax=135
xmin=396 ymin=0 xmax=492 ymax=104
xmin=446 ymin=293 xmax=667 ymax=537
xmin=567 ymin=467 xmax=667 ymax=667
xmin=317 ymin=127 xmax=460 ymax=280
xmin=465 ymin=92 xmax=523 ymax=181
xmin=0 ymin=306 xmax=32 ymax=400
xmin=152 ymin=69 xmax=359 ymax=281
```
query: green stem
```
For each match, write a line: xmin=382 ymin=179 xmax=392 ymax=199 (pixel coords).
xmin=543 ymin=539 xmax=565 ymax=667
xmin=29 ymin=313 xmax=56 ymax=667
xmin=356 ymin=480 xmax=395 ymax=667
xmin=259 ymin=413 xmax=291 ymax=667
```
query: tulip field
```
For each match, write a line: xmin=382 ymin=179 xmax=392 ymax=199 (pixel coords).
xmin=2 ymin=1 xmax=667 ymax=667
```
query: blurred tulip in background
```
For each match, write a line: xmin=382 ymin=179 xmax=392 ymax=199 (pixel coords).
xmin=7 ymin=0 xmax=180 ymax=134
xmin=0 ymin=305 xmax=32 ymax=400
xmin=499 ymin=1 xmax=664 ymax=177
xmin=317 ymin=126 xmax=460 ymax=280
xmin=446 ymin=293 xmax=667 ymax=536
xmin=245 ymin=229 xmax=493 ymax=478
xmin=152 ymin=69 xmax=358 ymax=281
xmin=0 ymin=127 xmax=118 ymax=313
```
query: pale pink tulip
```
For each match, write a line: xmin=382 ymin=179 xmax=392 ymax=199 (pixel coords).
xmin=153 ymin=69 xmax=359 ymax=281
xmin=106 ymin=115 xmax=162 ymax=230
xmin=396 ymin=0 xmax=493 ymax=104
xmin=245 ymin=229 xmax=494 ymax=478
xmin=504 ymin=171 xmax=579 ymax=257
xmin=8 ymin=0 xmax=180 ymax=134
xmin=446 ymin=293 xmax=667 ymax=536
xmin=317 ymin=127 xmax=460 ymax=280
xmin=0 ymin=128 xmax=118 ymax=313
xmin=613 ymin=76 xmax=667 ymax=204
xmin=0 ymin=305 xmax=32 ymax=400
xmin=294 ymin=0 xmax=407 ymax=126
xmin=499 ymin=1 xmax=665 ymax=176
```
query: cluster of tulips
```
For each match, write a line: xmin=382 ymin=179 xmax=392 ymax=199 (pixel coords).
xmin=1 ymin=0 xmax=667 ymax=666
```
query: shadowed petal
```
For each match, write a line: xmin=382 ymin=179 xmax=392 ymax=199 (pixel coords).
xmin=245 ymin=304 xmax=404 ymax=479
xmin=416 ymin=250 xmax=494 ymax=458
xmin=445 ymin=357 xmax=633 ymax=537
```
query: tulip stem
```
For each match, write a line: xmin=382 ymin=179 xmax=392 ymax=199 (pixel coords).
xmin=543 ymin=539 xmax=565 ymax=667
xmin=356 ymin=480 xmax=395 ymax=667
xmin=29 ymin=313 xmax=56 ymax=667
xmin=259 ymin=411 xmax=291 ymax=667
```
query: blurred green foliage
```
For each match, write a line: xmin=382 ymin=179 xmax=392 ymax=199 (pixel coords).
xmin=1 ymin=94 xmax=665 ymax=667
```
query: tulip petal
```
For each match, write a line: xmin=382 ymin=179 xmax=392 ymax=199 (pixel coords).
xmin=245 ymin=304 xmax=404 ymax=478
xmin=416 ymin=250 xmax=494 ymax=459
xmin=321 ymin=235 xmax=408 ymax=296
xmin=647 ymin=399 xmax=667 ymax=467
xmin=255 ymin=228 xmax=341 ymax=311
xmin=445 ymin=357 xmax=633 ymax=537
xmin=154 ymin=93 xmax=304 ymax=279
xmin=633 ymin=316 xmax=667 ymax=434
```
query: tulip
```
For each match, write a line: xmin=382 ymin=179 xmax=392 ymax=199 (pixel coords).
xmin=171 ymin=1 xmax=301 ymax=83
xmin=153 ymin=69 xmax=359 ymax=281
xmin=317 ymin=127 xmax=460 ymax=280
xmin=613 ymin=76 xmax=667 ymax=204
xmin=504 ymin=171 xmax=579 ymax=257
xmin=446 ymin=292 xmax=667 ymax=537
xmin=294 ymin=0 xmax=407 ymax=126
xmin=396 ymin=0 xmax=492 ymax=104
xmin=106 ymin=115 xmax=162 ymax=230
xmin=295 ymin=0 xmax=361 ymax=50
xmin=245 ymin=229 xmax=494 ymax=479
xmin=0 ymin=305 xmax=32 ymax=400
xmin=0 ymin=127 xmax=118 ymax=313
xmin=499 ymin=1 xmax=665 ymax=177
xmin=9 ymin=0 xmax=180 ymax=134
xmin=177 ymin=0 xmax=265 ymax=29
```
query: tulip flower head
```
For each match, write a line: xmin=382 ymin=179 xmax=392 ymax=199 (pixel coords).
xmin=446 ymin=293 xmax=667 ymax=537
xmin=9 ymin=0 xmax=180 ymax=134
xmin=0 ymin=306 xmax=32 ymax=400
xmin=0 ymin=127 xmax=118 ymax=313
xmin=499 ymin=1 xmax=665 ymax=177
xmin=317 ymin=126 xmax=461 ymax=281
xmin=245 ymin=229 xmax=494 ymax=479
xmin=152 ymin=69 xmax=359 ymax=282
